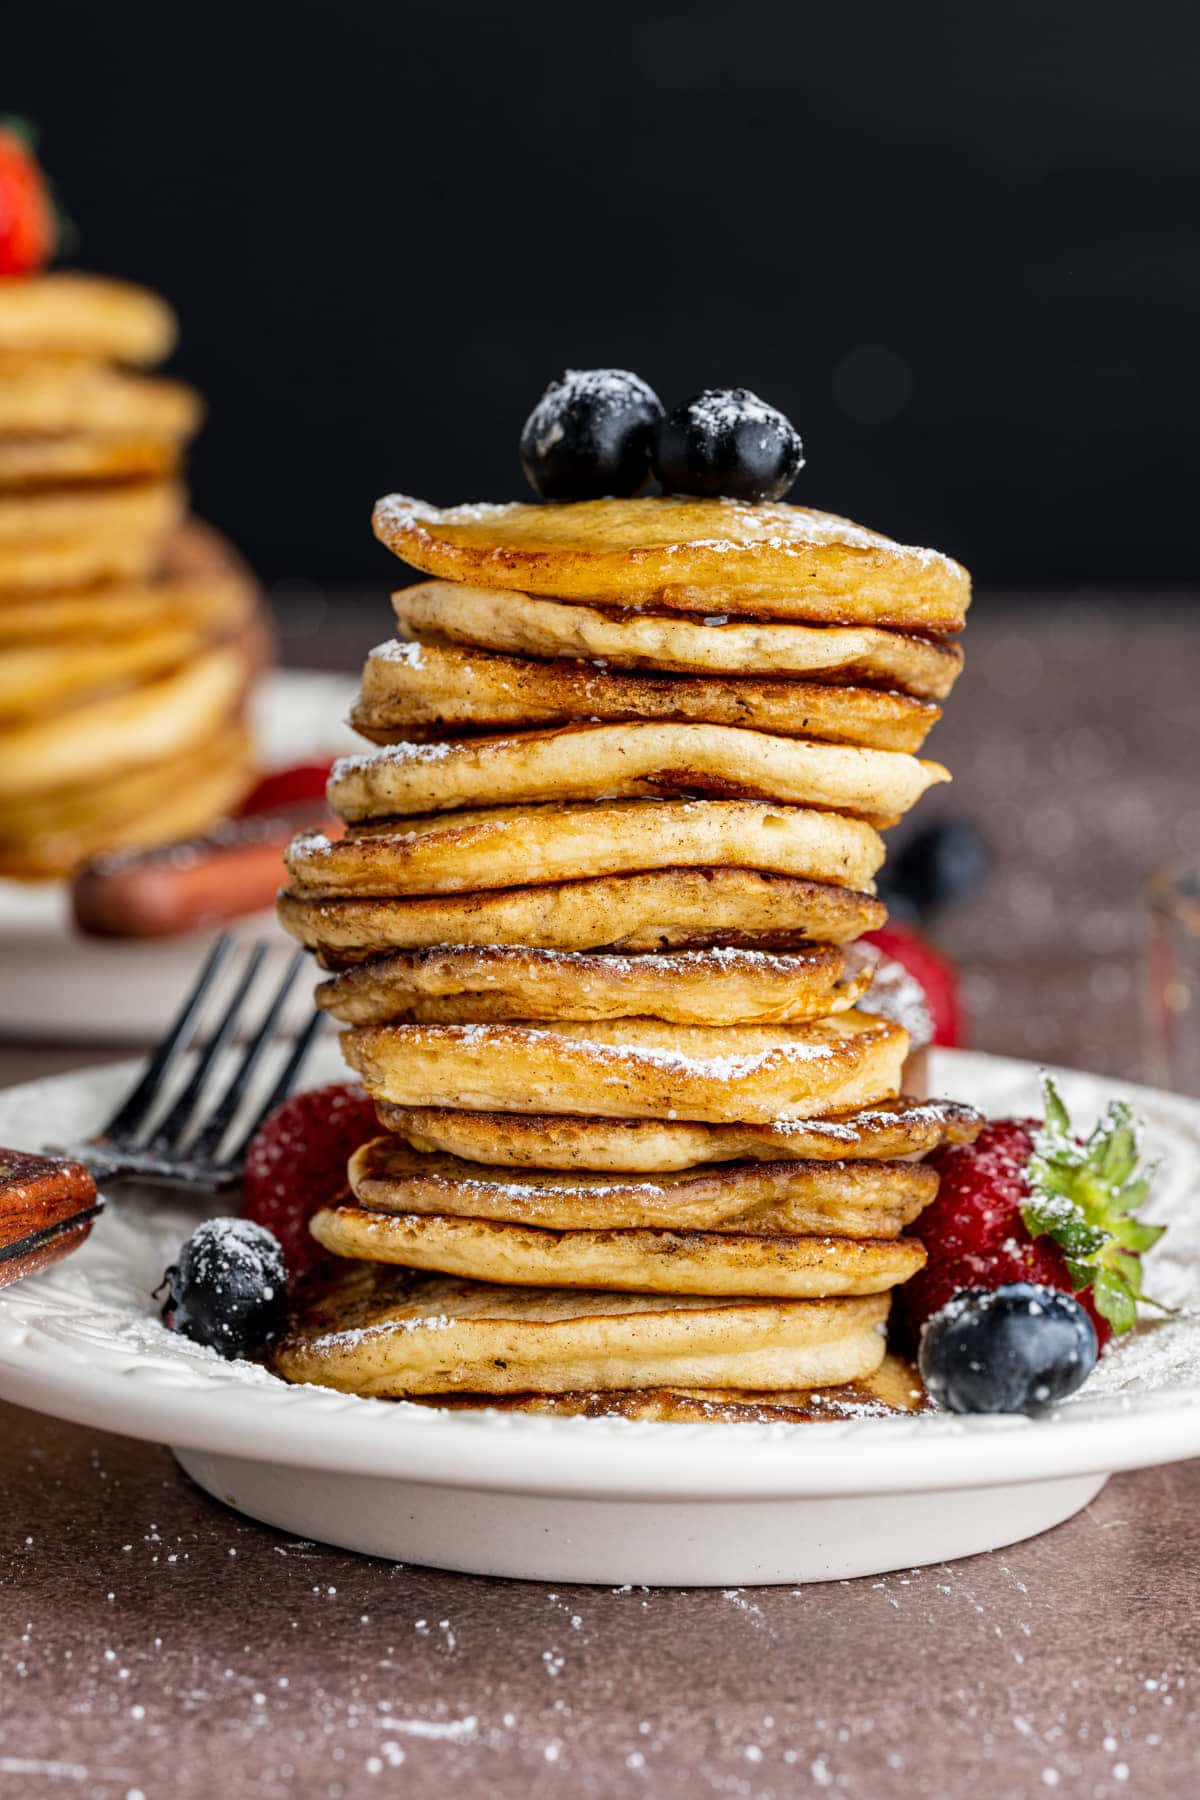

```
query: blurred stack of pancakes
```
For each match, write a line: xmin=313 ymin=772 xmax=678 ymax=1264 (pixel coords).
xmin=0 ymin=273 xmax=265 ymax=878
xmin=275 ymin=493 xmax=980 ymax=1415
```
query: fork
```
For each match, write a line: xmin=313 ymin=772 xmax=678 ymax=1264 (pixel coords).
xmin=54 ymin=935 xmax=325 ymax=1192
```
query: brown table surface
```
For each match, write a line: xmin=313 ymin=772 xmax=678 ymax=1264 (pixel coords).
xmin=2 ymin=593 xmax=1199 ymax=1799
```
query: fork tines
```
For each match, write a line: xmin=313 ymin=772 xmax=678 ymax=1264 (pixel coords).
xmin=87 ymin=935 xmax=324 ymax=1190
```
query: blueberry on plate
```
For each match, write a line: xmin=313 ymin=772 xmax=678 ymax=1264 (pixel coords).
xmin=919 ymin=1282 xmax=1098 ymax=1415
xmin=653 ymin=386 xmax=804 ymax=502
xmin=159 ymin=1217 xmax=288 ymax=1361
xmin=520 ymin=368 xmax=663 ymax=501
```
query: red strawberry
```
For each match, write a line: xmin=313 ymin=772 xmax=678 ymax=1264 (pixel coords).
xmin=0 ymin=122 xmax=55 ymax=275
xmin=242 ymin=1082 xmax=380 ymax=1278
xmin=235 ymin=760 xmax=335 ymax=820
xmin=864 ymin=923 xmax=963 ymax=1047
xmin=898 ymin=1078 xmax=1166 ymax=1351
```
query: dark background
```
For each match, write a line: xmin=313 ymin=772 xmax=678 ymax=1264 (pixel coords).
xmin=10 ymin=0 xmax=1200 ymax=589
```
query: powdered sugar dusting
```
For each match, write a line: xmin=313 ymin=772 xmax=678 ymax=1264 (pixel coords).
xmin=370 ymin=638 xmax=427 ymax=667
xmin=522 ymin=369 xmax=660 ymax=460
xmin=332 ymin=741 xmax=453 ymax=778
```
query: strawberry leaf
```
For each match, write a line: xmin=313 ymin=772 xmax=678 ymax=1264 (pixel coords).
xmin=1043 ymin=1078 xmax=1071 ymax=1139
xmin=1022 ymin=1075 xmax=1167 ymax=1334
xmin=0 ymin=116 xmax=38 ymax=149
xmin=1092 ymin=1268 xmax=1138 ymax=1335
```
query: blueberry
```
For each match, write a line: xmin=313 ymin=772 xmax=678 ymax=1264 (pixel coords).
xmin=520 ymin=369 xmax=663 ymax=501
xmin=919 ymin=1283 xmax=1098 ymax=1415
xmin=159 ymin=1217 xmax=288 ymax=1360
xmin=882 ymin=820 xmax=989 ymax=923
xmin=653 ymin=387 xmax=804 ymax=502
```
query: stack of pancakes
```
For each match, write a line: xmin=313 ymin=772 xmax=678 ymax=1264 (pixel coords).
xmin=0 ymin=273 xmax=265 ymax=878
xmin=275 ymin=493 xmax=980 ymax=1417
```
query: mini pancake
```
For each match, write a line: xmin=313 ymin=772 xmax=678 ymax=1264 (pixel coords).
xmin=0 ymin=719 xmax=253 ymax=879
xmin=0 ymin=274 xmax=177 ymax=362
xmin=0 ymin=358 xmax=200 ymax=438
xmin=310 ymin=1203 xmax=926 ymax=1300
xmin=353 ymin=639 xmax=941 ymax=754
xmin=0 ymin=478 xmax=184 ymax=541
xmin=0 ymin=530 xmax=161 ymax=593
xmin=287 ymin=801 xmax=885 ymax=898
xmin=278 ymin=868 xmax=887 ymax=957
xmin=327 ymin=723 xmax=949 ymax=824
xmin=392 ymin=580 xmax=964 ymax=702
xmin=0 ymin=637 xmax=254 ymax=801
xmin=0 ymin=520 xmax=257 ymax=643
xmin=373 ymin=494 xmax=970 ymax=631
xmin=316 ymin=942 xmax=870 ymax=1028
xmin=0 ymin=618 xmax=228 ymax=723
xmin=340 ymin=1011 xmax=908 ymax=1124
xmin=0 ymin=481 xmax=186 ymax=593
xmin=348 ymin=1135 xmax=938 ymax=1235
xmin=419 ymin=1354 xmax=926 ymax=1421
xmin=272 ymin=1260 xmax=890 ymax=1396
xmin=379 ymin=1096 xmax=983 ymax=1171
xmin=0 ymin=431 xmax=182 ymax=489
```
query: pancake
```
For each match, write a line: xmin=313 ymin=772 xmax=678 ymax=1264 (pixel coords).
xmin=316 ymin=942 xmax=869 ymax=1028
xmin=0 ymin=431 xmax=182 ymax=489
xmin=0 ymin=531 xmax=164 ymax=592
xmin=0 ymin=637 xmax=254 ymax=801
xmin=287 ymin=801 xmax=885 ymax=898
xmin=0 ymin=274 xmax=176 ymax=362
xmin=419 ymin=1353 xmax=926 ymax=1421
xmin=0 ymin=618 xmax=227 ymax=722
xmin=0 ymin=358 xmax=200 ymax=438
xmin=392 ymin=581 xmax=964 ymax=701
xmin=0 ymin=477 xmax=183 ymax=541
xmin=278 ymin=868 xmax=887 ymax=957
xmin=0 ymin=520 xmax=257 ymax=643
xmin=353 ymin=638 xmax=941 ymax=754
xmin=272 ymin=1259 xmax=890 ymax=1396
xmin=348 ymin=1135 xmax=938 ymax=1234
xmin=340 ymin=1011 xmax=908 ymax=1124
xmin=328 ymin=723 xmax=949 ymax=824
xmin=0 ymin=719 xmax=253 ymax=879
xmin=379 ymin=1095 xmax=982 ymax=1171
xmin=373 ymin=494 xmax=970 ymax=631
xmin=0 ymin=481 xmax=186 ymax=593
xmin=311 ymin=1203 xmax=925 ymax=1299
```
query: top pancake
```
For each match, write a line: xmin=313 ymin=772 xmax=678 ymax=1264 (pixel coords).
xmin=0 ymin=274 xmax=176 ymax=364
xmin=374 ymin=494 xmax=970 ymax=631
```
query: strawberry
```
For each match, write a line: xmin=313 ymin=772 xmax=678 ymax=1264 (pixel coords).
xmin=235 ymin=760 xmax=335 ymax=820
xmin=242 ymin=1082 xmax=380 ymax=1278
xmin=898 ymin=1076 xmax=1166 ymax=1350
xmin=0 ymin=120 xmax=55 ymax=276
xmin=863 ymin=923 xmax=963 ymax=1047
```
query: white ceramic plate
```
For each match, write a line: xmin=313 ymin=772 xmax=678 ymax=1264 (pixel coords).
xmin=0 ymin=1046 xmax=1197 ymax=1586
xmin=0 ymin=669 xmax=358 ymax=1044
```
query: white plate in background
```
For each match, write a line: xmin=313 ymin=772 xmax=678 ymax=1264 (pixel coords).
xmin=0 ymin=669 xmax=357 ymax=1044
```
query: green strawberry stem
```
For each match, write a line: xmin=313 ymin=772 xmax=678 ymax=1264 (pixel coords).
xmin=1023 ymin=1074 xmax=1169 ymax=1334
